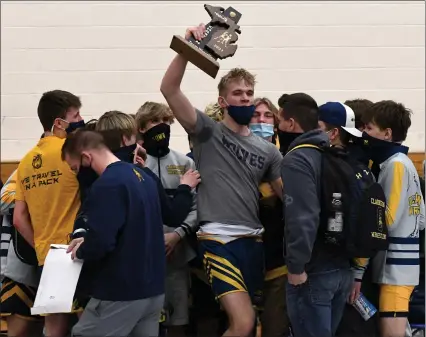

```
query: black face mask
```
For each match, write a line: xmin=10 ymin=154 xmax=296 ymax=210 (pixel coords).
xmin=66 ymin=120 xmax=86 ymax=134
xmin=277 ymin=130 xmax=303 ymax=155
xmin=359 ymin=132 xmax=409 ymax=179
xmin=348 ymin=136 xmax=371 ymax=166
xmin=113 ymin=143 xmax=137 ymax=163
xmin=142 ymin=123 xmax=171 ymax=157
xmin=77 ymin=164 xmax=98 ymax=190
xmin=361 ymin=132 xmax=408 ymax=164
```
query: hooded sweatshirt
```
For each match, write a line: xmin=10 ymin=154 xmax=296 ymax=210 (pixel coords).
xmin=281 ymin=129 xmax=351 ymax=274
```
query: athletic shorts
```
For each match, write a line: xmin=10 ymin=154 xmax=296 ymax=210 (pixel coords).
xmin=379 ymin=284 xmax=415 ymax=317
xmin=198 ymin=237 xmax=264 ymax=303
xmin=163 ymin=266 xmax=190 ymax=326
xmin=0 ymin=277 xmax=42 ymax=321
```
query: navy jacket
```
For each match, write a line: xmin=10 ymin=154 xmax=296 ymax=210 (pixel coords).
xmin=76 ymin=161 xmax=165 ymax=301
xmin=75 ymin=148 xmax=193 ymax=231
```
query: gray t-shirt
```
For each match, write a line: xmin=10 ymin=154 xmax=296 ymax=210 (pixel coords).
xmin=190 ymin=109 xmax=282 ymax=232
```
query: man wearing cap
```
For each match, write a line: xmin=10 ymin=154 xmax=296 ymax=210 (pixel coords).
xmin=318 ymin=101 xmax=363 ymax=140
xmin=318 ymin=102 xmax=380 ymax=337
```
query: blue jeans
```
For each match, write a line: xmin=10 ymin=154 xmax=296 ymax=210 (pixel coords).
xmin=286 ymin=268 xmax=352 ymax=337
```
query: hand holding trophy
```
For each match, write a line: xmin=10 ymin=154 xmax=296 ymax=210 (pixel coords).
xmin=169 ymin=4 xmax=243 ymax=79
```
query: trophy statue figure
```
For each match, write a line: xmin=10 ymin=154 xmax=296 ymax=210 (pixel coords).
xmin=170 ymin=4 xmax=242 ymax=79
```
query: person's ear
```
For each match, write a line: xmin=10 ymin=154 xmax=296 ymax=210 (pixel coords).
xmin=331 ymin=128 xmax=339 ymax=141
xmin=384 ymin=128 xmax=392 ymax=141
xmin=52 ymin=118 xmax=65 ymax=131
xmin=288 ymin=118 xmax=296 ymax=131
xmin=80 ymin=151 xmax=91 ymax=166
xmin=218 ymin=97 xmax=227 ymax=109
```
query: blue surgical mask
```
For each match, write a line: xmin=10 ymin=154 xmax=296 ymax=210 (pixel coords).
xmin=249 ymin=123 xmax=274 ymax=139
xmin=225 ymin=101 xmax=255 ymax=126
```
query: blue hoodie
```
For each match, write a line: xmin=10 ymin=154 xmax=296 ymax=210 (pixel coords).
xmin=281 ymin=129 xmax=351 ymax=274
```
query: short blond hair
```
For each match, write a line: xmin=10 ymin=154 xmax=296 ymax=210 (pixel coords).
xmin=204 ymin=102 xmax=223 ymax=122
xmin=135 ymin=101 xmax=174 ymax=131
xmin=254 ymin=97 xmax=279 ymax=126
xmin=217 ymin=68 xmax=256 ymax=96
xmin=95 ymin=110 xmax=136 ymax=151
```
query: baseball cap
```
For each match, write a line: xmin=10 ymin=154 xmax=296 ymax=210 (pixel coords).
xmin=318 ymin=102 xmax=362 ymax=137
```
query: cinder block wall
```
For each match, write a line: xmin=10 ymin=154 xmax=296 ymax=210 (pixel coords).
xmin=1 ymin=1 xmax=425 ymax=161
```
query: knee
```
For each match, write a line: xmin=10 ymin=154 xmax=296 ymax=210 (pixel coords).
xmin=231 ymin=311 xmax=256 ymax=337
xmin=44 ymin=317 xmax=69 ymax=337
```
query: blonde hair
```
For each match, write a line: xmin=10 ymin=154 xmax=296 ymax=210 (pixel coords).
xmin=204 ymin=102 xmax=224 ymax=122
xmin=95 ymin=110 xmax=136 ymax=151
xmin=217 ymin=68 xmax=256 ymax=96
xmin=135 ymin=101 xmax=174 ymax=131
xmin=254 ymin=97 xmax=279 ymax=126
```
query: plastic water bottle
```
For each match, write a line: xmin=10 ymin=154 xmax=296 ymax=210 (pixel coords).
xmin=353 ymin=293 xmax=377 ymax=321
xmin=327 ymin=193 xmax=343 ymax=232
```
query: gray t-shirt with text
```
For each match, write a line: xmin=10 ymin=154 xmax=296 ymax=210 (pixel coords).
xmin=190 ymin=109 xmax=282 ymax=232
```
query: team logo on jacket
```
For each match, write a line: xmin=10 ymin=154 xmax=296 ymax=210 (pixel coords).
xmin=32 ymin=154 xmax=42 ymax=169
xmin=133 ymin=168 xmax=143 ymax=182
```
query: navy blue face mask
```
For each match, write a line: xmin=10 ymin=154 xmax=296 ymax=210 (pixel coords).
xmin=66 ymin=120 xmax=86 ymax=134
xmin=227 ymin=104 xmax=256 ymax=126
xmin=361 ymin=132 xmax=408 ymax=163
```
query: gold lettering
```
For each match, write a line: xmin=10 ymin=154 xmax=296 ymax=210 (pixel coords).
xmin=166 ymin=165 xmax=186 ymax=175
xmin=154 ymin=133 xmax=165 ymax=142
xmin=371 ymin=198 xmax=385 ymax=208
xmin=371 ymin=232 xmax=386 ymax=240
xmin=409 ymin=206 xmax=421 ymax=216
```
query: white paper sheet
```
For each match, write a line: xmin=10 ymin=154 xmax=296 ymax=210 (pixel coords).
xmin=31 ymin=244 xmax=83 ymax=315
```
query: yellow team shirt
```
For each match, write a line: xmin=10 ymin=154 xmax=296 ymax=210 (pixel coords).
xmin=15 ymin=136 xmax=81 ymax=265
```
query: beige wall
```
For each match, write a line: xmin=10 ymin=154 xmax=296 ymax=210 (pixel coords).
xmin=1 ymin=1 xmax=425 ymax=161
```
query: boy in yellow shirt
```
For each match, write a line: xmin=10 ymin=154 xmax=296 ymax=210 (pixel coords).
xmin=13 ymin=90 xmax=84 ymax=337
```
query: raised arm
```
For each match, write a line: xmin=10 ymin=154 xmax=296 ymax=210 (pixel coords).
xmin=160 ymin=25 xmax=206 ymax=133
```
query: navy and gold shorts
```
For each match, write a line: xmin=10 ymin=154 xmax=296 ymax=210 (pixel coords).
xmin=199 ymin=237 xmax=264 ymax=303
xmin=0 ymin=277 xmax=42 ymax=321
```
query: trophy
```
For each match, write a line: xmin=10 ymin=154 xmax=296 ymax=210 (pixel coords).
xmin=170 ymin=4 xmax=242 ymax=79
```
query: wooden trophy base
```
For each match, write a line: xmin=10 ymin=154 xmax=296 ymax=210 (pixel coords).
xmin=170 ymin=35 xmax=220 ymax=79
